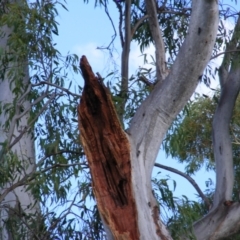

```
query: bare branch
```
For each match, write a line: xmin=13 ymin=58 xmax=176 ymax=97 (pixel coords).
xmin=113 ymin=0 xmax=124 ymax=47
xmin=131 ymin=15 xmax=148 ymax=39
xmin=219 ymin=15 xmax=240 ymax=88
xmin=154 ymin=162 xmax=210 ymax=207
xmin=211 ymin=15 xmax=240 ymax=209
xmin=145 ymin=0 xmax=167 ymax=84
xmin=97 ymin=0 xmax=117 ymax=50
xmin=138 ymin=74 xmax=154 ymax=87
xmin=17 ymin=83 xmax=32 ymax=104
xmin=211 ymin=49 xmax=240 ymax=60
xmin=32 ymin=81 xmax=81 ymax=98
xmin=129 ymin=0 xmax=219 ymax=182
xmin=119 ymin=0 xmax=131 ymax=123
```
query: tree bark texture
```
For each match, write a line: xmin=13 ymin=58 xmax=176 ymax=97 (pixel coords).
xmin=78 ymin=56 xmax=140 ymax=239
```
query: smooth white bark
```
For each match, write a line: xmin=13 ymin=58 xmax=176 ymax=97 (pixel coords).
xmin=130 ymin=0 xmax=219 ymax=185
xmin=192 ymin=16 xmax=240 ymax=239
xmin=126 ymin=1 xmax=219 ymax=238
xmin=145 ymin=0 xmax=167 ymax=84
xmin=194 ymin=203 xmax=240 ymax=239
xmin=0 ymin=24 xmax=39 ymax=239
xmin=212 ymin=15 xmax=240 ymax=208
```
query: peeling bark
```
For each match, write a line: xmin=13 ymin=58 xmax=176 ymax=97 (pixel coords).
xmin=78 ymin=56 xmax=139 ymax=239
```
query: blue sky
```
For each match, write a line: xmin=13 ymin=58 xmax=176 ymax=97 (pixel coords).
xmin=52 ymin=1 xmax=240 ymax=201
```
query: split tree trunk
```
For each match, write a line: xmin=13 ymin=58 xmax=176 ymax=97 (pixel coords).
xmin=78 ymin=0 xmax=220 ymax=239
xmin=78 ymin=56 xmax=171 ymax=239
xmin=78 ymin=55 xmax=139 ymax=239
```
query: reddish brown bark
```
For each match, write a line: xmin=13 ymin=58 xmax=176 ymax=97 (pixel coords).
xmin=78 ymin=56 xmax=139 ymax=239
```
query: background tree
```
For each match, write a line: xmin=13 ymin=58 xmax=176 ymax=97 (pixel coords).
xmin=0 ymin=1 xmax=86 ymax=239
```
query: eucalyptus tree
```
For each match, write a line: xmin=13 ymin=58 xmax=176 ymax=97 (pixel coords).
xmin=164 ymin=92 xmax=240 ymax=239
xmin=1 ymin=0 xmax=240 ymax=239
xmin=0 ymin=1 xmax=85 ymax=239
xmin=0 ymin=2 xmax=40 ymax=238
xmin=78 ymin=0 xmax=240 ymax=239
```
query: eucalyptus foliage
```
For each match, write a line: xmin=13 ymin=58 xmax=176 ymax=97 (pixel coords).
xmin=0 ymin=1 xmax=94 ymax=239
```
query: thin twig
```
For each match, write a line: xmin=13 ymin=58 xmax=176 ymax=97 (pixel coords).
xmin=32 ymin=81 xmax=81 ymax=98
xmin=8 ymin=94 xmax=56 ymax=149
xmin=138 ymin=75 xmax=154 ymax=87
xmin=113 ymin=0 xmax=124 ymax=47
xmin=97 ymin=0 xmax=117 ymax=50
xmin=210 ymin=49 xmax=240 ymax=60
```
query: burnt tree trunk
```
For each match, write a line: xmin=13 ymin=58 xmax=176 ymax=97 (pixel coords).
xmin=78 ymin=56 xmax=140 ymax=239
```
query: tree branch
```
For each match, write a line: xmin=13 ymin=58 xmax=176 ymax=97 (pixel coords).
xmin=129 ymin=0 xmax=219 ymax=183
xmin=0 ymin=150 xmax=84 ymax=203
xmin=131 ymin=15 xmax=148 ymax=39
xmin=211 ymin=15 xmax=240 ymax=209
xmin=194 ymin=203 xmax=240 ymax=239
xmin=145 ymin=0 xmax=167 ymax=84
xmin=154 ymin=162 xmax=210 ymax=207
xmin=7 ymin=91 xmax=48 ymax=146
xmin=218 ymin=15 xmax=240 ymax=88
xmin=8 ymin=93 xmax=56 ymax=150
xmin=211 ymin=49 xmax=240 ymax=60
xmin=119 ymin=0 xmax=131 ymax=123
xmin=138 ymin=74 xmax=154 ymax=87
xmin=113 ymin=0 xmax=124 ymax=47
xmin=131 ymin=8 xmax=191 ymax=41
xmin=78 ymin=55 xmax=140 ymax=239
xmin=32 ymin=81 xmax=81 ymax=98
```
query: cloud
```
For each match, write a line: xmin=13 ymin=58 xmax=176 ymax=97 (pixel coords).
xmin=72 ymin=43 xmax=110 ymax=74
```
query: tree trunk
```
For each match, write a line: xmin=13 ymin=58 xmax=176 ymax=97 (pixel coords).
xmin=78 ymin=0 xmax=219 ymax=238
xmin=0 ymin=23 xmax=39 ymax=240
xmin=78 ymin=56 xmax=172 ymax=239
xmin=193 ymin=15 xmax=240 ymax=240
